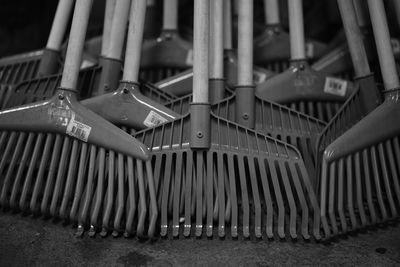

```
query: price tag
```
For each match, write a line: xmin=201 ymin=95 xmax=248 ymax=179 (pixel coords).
xmin=66 ymin=113 xmax=92 ymax=142
xmin=323 ymin=77 xmax=348 ymax=97
xmin=144 ymin=110 xmax=168 ymax=128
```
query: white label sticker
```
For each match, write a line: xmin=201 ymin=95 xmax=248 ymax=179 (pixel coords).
xmin=144 ymin=111 xmax=168 ymax=128
xmin=305 ymin=42 xmax=314 ymax=58
xmin=66 ymin=113 xmax=92 ymax=142
xmin=323 ymin=77 xmax=348 ymax=97
xmin=391 ymin=39 xmax=400 ymax=54
xmin=80 ymin=60 xmax=96 ymax=69
xmin=185 ymin=50 xmax=194 ymax=65
xmin=253 ymin=70 xmax=267 ymax=84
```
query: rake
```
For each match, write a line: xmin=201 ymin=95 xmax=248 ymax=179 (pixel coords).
xmin=139 ymin=0 xmax=193 ymax=83
xmin=0 ymin=0 xmax=154 ymax=238
xmin=133 ymin=0 xmax=322 ymax=240
xmin=253 ymin=0 xmax=328 ymax=73
xmin=319 ymin=0 xmax=400 ymax=239
xmin=255 ymin=0 xmax=356 ymax=122
xmin=153 ymin=0 xmax=275 ymax=97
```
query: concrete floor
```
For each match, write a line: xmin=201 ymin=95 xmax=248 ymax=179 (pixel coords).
xmin=0 ymin=212 xmax=399 ymax=266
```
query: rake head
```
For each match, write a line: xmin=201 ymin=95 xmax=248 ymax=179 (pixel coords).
xmin=256 ymin=60 xmax=356 ymax=122
xmin=139 ymin=30 xmax=193 ymax=83
xmin=133 ymin=112 xmax=322 ymax=240
xmin=319 ymin=94 xmax=400 ymax=239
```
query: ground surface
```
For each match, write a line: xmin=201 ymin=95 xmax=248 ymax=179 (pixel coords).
xmin=0 ymin=212 xmax=399 ymax=266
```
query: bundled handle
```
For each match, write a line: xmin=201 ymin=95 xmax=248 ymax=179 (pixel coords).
xmin=223 ymin=0 xmax=233 ymax=50
xmin=264 ymin=0 xmax=280 ymax=25
xmin=352 ymin=0 xmax=369 ymax=28
xmin=367 ymin=0 xmax=400 ymax=91
xmin=338 ymin=0 xmax=370 ymax=77
xmin=46 ymin=0 xmax=75 ymax=51
xmin=210 ymin=0 xmax=224 ymax=79
xmin=123 ymin=0 xmax=147 ymax=82
xmin=288 ymin=0 xmax=306 ymax=60
xmin=163 ymin=0 xmax=179 ymax=30
xmin=60 ymin=0 xmax=93 ymax=90
xmin=101 ymin=0 xmax=117 ymax=56
xmin=237 ymin=0 xmax=253 ymax=86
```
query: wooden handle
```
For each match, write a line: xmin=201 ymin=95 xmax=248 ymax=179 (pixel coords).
xmin=352 ymin=0 xmax=369 ymax=28
xmin=46 ymin=0 xmax=75 ymax=50
xmin=210 ymin=0 xmax=224 ymax=79
xmin=163 ymin=0 xmax=178 ymax=30
xmin=237 ymin=0 xmax=253 ymax=86
xmin=123 ymin=0 xmax=147 ymax=82
xmin=192 ymin=0 xmax=209 ymax=103
xmin=338 ymin=0 xmax=370 ymax=77
xmin=107 ymin=0 xmax=131 ymax=60
xmin=101 ymin=0 xmax=116 ymax=56
xmin=223 ymin=0 xmax=233 ymax=49
xmin=61 ymin=0 xmax=93 ymax=89
xmin=288 ymin=0 xmax=306 ymax=60
xmin=393 ymin=0 xmax=400 ymax=29
xmin=264 ymin=0 xmax=280 ymax=25
xmin=367 ymin=0 xmax=400 ymax=90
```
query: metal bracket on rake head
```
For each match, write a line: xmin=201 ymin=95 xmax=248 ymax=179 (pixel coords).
xmin=134 ymin=113 xmax=322 ymax=240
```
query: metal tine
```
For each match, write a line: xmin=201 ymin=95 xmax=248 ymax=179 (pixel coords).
xmin=354 ymin=152 xmax=368 ymax=228
xmin=183 ymin=153 xmax=193 ymax=237
xmin=346 ymin=156 xmax=358 ymax=230
xmin=217 ymin=153 xmax=226 ymax=238
xmin=172 ymin=153 xmax=183 ymax=237
xmin=213 ymin=165 xmax=220 ymax=222
xmin=237 ymin=155 xmax=250 ymax=238
xmin=227 ymin=154 xmax=238 ymax=238
xmin=257 ymin=157 xmax=274 ymax=239
xmin=112 ymin=152 xmax=126 ymax=237
xmin=58 ymin=139 xmax=81 ymax=220
xmin=378 ymin=143 xmax=397 ymax=218
xmin=195 ymin=151 xmax=204 ymax=238
xmin=124 ymin=153 xmax=138 ymax=237
xmin=9 ymin=133 xmax=36 ymax=210
xmin=328 ymin=162 xmax=339 ymax=235
xmin=337 ymin=158 xmax=347 ymax=233
xmin=29 ymin=134 xmax=56 ymax=215
xmin=206 ymin=152 xmax=214 ymax=237
xmin=362 ymin=149 xmax=377 ymax=225
xmin=224 ymin=164 xmax=232 ymax=224
xmin=386 ymin=139 xmax=400 ymax=208
xmin=146 ymin=161 xmax=158 ymax=238
xmin=0 ymin=132 xmax=28 ymax=208
xmin=136 ymin=158 xmax=147 ymax=238
xmin=68 ymin=143 xmax=89 ymax=222
xmin=19 ymin=133 xmax=45 ymax=212
xmin=248 ymin=156 xmax=262 ymax=238
xmin=160 ymin=153 xmax=173 ymax=237
xmin=370 ymin=146 xmax=388 ymax=222
xmin=100 ymin=150 xmax=116 ymax=237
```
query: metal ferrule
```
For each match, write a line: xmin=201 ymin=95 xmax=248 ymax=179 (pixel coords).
xmin=190 ymin=103 xmax=211 ymax=149
xmin=235 ymin=85 xmax=255 ymax=129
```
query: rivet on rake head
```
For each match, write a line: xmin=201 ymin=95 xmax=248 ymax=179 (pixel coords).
xmin=58 ymin=94 xmax=64 ymax=100
xmin=123 ymin=88 xmax=129 ymax=94
xmin=242 ymin=113 xmax=249 ymax=120
xmin=299 ymin=64 xmax=305 ymax=70
xmin=197 ymin=132 xmax=204 ymax=138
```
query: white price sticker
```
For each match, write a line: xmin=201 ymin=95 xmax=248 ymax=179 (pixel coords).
xmin=66 ymin=114 xmax=92 ymax=142
xmin=253 ymin=70 xmax=267 ymax=84
xmin=144 ymin=111 xmax=168 ymax=128
xmin=305 ymin=42 xmax=314 ymax=58
xmin=323 ymin=77 xmax=348 ymax=97
xmin=185 ymin=50 xmax=194 ymax=65
xmin=391 ymin=39 xmax=400 ymax=54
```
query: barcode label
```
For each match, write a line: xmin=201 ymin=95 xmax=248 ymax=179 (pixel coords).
xmin=391 ymin=39 xmax=400 ymax=54
xmin=66 ymin=119 xmax=92 ymax=142
xmin=323 ymin=77 xmax=347 ymax=97
xmin=185 ymin=50 xmax=194 ymax=65
xmin=144 ymin=111 xmax=168 ymax=128
xmin=305 ymin=42 xmax=314 ymax=58
xmin=253 ymin=70 xmax=267 ymax=84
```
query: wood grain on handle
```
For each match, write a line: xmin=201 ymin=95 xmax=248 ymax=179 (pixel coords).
xmin=46 ymin=0 xmax=75 ymax=51
xmin=264 ymin=0 xmax=280 ymax=25
xmin=101 ymin=0 xmax=117 ymax=56
xmin=60 ymin=0 xmax=93 ymax=90
xmin=210 ymin=0 xmax=224 ymax=79
xmin=107 ymin=0 xmax=131 ymax=60
xmin=163 ymin=0 xmax=178 ymax=30
xmin=338 ymin=0 xmax=370 ymax=77
xmin=223 ymin=0 xmax=233 ymax=50
xmin=288 ymin=0 xmax=306 ymax=60
xmin=237 ymin=0 xmax=253 ymax=86
xmin=192 ymin=0 xmax=209 ymax=103
xmin=367 ymin=0 xmax=400 ymax=90
xmin=123 ymin=0 xmax=147 ymax=82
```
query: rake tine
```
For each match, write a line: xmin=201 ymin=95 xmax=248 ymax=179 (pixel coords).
xmin=160 ymin=154 xmax=173 ymax=237
xmin=49 ymin=137 xmax=73 ymax=218
xmin=386 ymin=140 xmax=400 ymax=207
xmin=248 ymin=157 xmax=262 ymax=238
xmin=371 ymin=146 xmax=388 ymax=221
xmin=346 ymin=156 xmax=358 ymax=231
xmin=227 ymin=154 xmax=238 ymax=238
xmin=30 ymin=134 xmax=55 ymax=215
xmin=238 ymin=155 xmax=250 ymax=238
xmin=378 ymin=143 xmax=397 ymax=218
xmin=224 ymin=165 xmax=232 ymax=224
xmin=195 ymin=151 xmax=204 ymax=238
xmin=328 ymin=162 xmax=339 ymax=235
xmin=268 ymin=159 xmax=285 ymax=239
xmin=0 ymin=133 xmax=16 ymax=184
xmin=206 ymin=152 xmax=214 ymax=237
xmin=363 ymin=150 xmax=377 ymax=225
xmin=136 ymin=158 xmax=147 ymax=238
xmin=213 ymin=165 xmax=219 ymax=222
xmin=19 ymin=133 xmax=44 ymax=212
xmin=0 ymin=132 xmax=27 ymax=208
xmin=88 ymin=148 xmax=106 ymax=237
xmin=258 ymin=158 xmax=274 ymax=239
xmin=337 ymin=159 xmax=347 ymax=233
xmin=354 ymin=152 xmax=368 ymax=227
xmin=59 ymin=139 xmax=80 ymax=221
xmin=183 ymin=152 xmax=193 ymax=237
xmin=69 ymin=143 xmax=88 ymax=222
xmin=124 ymin=155 xmax=137 ymax=237
xmin=112 ymin=153 xmax=125 ymax=237
xmin=146 ymin=161 xmax=158 ymax=238
xmin=217 ymin=153 xmax=226 ymax=238
xmin=40 ymin=135 xmax=64 ymax=216
xmin=100 ymin=150 xmax=115 ymax=237
xmin=173 ymin=153 xmax=183 ymax=237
